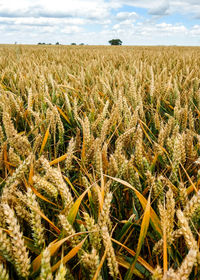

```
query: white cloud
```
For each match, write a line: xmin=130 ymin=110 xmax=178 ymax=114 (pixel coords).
xmin=113 ymin=20 xmax=134 ymax=30
xmin=106 ymin=20 xmax=197 ymax=46
xmin=112 ymin=0 xmax=169 ymax=11
xmin=0 ymin=0 xmax=111 ymax=19
xmin=0 ymin=16 xmax=88 ymax=26
xmin=113 ymin=0 xmax=200 ymax=17
xmin=116 ymin=11 xmax=138 ymax=21
xmin=156 ymin=23 xmax=188 ymax=33
xmin=61 ymin=25 xmax=83 ymax=34
xmin=148 ymin=1 xmax=169 ymax=15
xmin=0 ymin=0 xmax=200 ymax=45
xmin=190 ymin=24 xmax=200 ymax=36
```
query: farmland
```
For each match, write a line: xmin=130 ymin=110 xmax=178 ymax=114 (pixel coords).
xmin=0 ymin=45 xmax=200 ymax=279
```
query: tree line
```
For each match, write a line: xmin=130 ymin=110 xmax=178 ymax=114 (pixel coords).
xmin=37 ymin=39 xmax=122 ymax=46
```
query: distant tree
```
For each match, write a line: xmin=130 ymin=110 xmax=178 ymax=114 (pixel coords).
xmin=55 ymin=42 xmax=60 ymax=45
xmin=71 ymin=43 xmax=76 ymax=45
xmin=79 ymin=43 xmax=84 ymax=45
xmin=108 ymin=39 xmax=122 ymax=45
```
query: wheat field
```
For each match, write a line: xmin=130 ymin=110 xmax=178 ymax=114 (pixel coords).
xmin=0 ymin=45 xmax=200 ymax=279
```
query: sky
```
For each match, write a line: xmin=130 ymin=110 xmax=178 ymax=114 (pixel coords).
xmin=0 ymin=0 xmax=200 ymax=45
